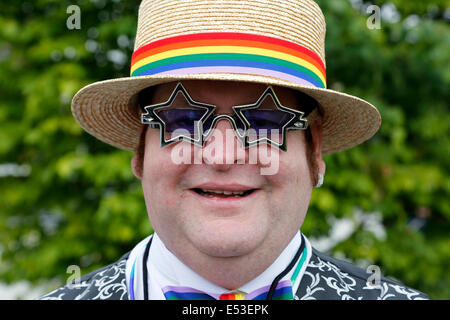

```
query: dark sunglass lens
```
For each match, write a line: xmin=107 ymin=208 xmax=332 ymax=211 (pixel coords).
xmin=242 ymin=110 xmax=291 ymax=134
xmin=157 ymin=109 xmax=205 ymax=134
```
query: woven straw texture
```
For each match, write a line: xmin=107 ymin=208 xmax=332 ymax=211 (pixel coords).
xmin=134 ymin=0 xmax=326 ymax=63
xmin=71 ymin=0 xmax=381 ymax=155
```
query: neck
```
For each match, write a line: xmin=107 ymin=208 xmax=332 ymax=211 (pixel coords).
xmin=158 ymin=230 xmax=299 ymax=290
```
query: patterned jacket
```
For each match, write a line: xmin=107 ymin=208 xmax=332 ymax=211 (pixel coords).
xmin=40 ymin=248 xmax=428 ymax=300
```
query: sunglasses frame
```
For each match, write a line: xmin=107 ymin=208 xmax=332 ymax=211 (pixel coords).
xmin=141 ymin=82 xmax=309 ymax=151
xmin=232 ymin=86 xmax=309 ymax=151
xmin=141 ymin=83 xmax=215 ymax=147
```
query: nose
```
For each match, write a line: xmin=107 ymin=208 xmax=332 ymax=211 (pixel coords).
xmin=199 ymin=117 xmax=247 ymax=170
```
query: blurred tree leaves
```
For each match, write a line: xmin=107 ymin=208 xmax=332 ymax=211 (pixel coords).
xmin=0 ymin=0 xmax=448 ymax=299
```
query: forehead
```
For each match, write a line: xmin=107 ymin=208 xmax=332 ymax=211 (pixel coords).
xmin=149 ymin=80 xmax=299 ymax=108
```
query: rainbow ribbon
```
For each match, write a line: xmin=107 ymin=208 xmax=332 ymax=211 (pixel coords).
xmin=130 ymin=32 xmax=327 ymax=89
xmin=162 ymin=280 xmax=294 ymax=300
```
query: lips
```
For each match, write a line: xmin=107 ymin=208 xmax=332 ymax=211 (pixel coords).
xmin=190 ymin=183 xmax=259 ymax=199
xmin=192 ymin=188 xmax=256 ymax=198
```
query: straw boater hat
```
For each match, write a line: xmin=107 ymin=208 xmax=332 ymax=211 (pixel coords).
xmin=71 ymin=0 xmax=381 ymax=155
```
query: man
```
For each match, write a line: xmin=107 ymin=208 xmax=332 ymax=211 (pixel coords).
xmin=41 ymin=0 xmax=427 ymax=300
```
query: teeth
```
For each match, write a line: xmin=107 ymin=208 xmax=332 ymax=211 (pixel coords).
xmin=201 ymin=189 xmax=245 ymax=195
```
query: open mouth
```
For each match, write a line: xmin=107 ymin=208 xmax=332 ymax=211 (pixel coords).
xmin=191 ymin=188 xmax=257 ymax=198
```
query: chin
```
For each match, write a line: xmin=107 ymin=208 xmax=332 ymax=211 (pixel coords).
xmin=189 ymin=221 xmax=268 ymax=258
xmin=196 ymin=238 xmax=258 ymax=258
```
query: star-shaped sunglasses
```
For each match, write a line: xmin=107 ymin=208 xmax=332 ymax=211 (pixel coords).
xmin=141 ymin=83 xmax=310 ymax=151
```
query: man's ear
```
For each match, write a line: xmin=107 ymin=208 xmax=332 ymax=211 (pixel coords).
xmin=131 ymin=153 xmax=143 ymax=180
xmin=310 ymin=118 xmax=326 ymax=176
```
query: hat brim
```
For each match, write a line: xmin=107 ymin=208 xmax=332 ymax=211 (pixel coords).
xmin=71 ymin=73 xmax=381 ymax=155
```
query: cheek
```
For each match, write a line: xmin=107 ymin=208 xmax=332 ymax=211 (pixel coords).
xmin=276 ymin=132 xmax=311 ymax=186
xmin=141 ymin=131 xmax=187 ymax=211
xmin=265 ymin=132 xmax=312 ymax=221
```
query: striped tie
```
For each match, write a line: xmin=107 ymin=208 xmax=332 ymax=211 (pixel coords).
xmin=219 ymin=292 xmax=246 ymax=300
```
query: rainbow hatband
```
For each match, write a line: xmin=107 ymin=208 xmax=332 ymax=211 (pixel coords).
xmin=130 ymin=32 xmax=327 ymax=89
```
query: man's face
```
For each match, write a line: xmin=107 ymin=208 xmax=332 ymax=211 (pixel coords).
xmin=133 ymin=80 xmax=323 ymax=262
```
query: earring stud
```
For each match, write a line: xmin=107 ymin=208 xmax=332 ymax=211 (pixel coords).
xmin=314 ymin=173 xmax=324 ymax=188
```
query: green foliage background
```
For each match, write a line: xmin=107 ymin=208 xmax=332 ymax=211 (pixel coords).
xmin=0 ymin=0 xmax=448 ymax=299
